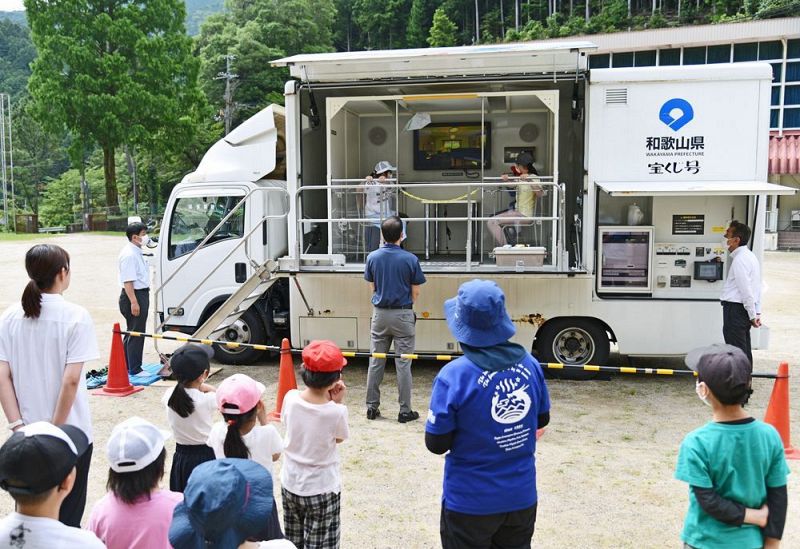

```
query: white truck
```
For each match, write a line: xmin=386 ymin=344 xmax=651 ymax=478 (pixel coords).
xmin=152 ymin=41 xmax=794 ymax=376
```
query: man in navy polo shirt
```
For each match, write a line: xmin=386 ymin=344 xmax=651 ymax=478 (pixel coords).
xmin=426 ymin=279 xmax=550 ymax=549
xmin=364 ymin=216 xmax=426 ymax=423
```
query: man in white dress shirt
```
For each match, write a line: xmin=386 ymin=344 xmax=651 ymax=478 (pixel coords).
xmin=119 ymin=222 xmax=150 ymax=375
xmin=719 ymin=220 xmax=761 ymax=366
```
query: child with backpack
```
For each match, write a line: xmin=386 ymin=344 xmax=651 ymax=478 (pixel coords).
xmin=161 ymin=343 xmax=217 ymax=492
xmin=281 ymin=340 xmax=350 ymax=549
xmin=207 ymin=373 xmax=284 ymax=540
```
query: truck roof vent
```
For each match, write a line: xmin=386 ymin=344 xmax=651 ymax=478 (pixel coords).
xmin=605 ymin=88 xmax=628 ymax=105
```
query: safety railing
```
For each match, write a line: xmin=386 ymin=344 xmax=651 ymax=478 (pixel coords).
xmin=153 ymin=187 xmax=290 ymax=334
xmin=295 ymin=178 xmax=564 ymax=270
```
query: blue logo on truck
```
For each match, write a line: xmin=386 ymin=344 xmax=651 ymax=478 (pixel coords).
xmin=659 ymin=98 xmax=694 ymax=131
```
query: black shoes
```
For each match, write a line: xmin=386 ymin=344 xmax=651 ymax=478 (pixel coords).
xmin=397 ymin=410 xmax=420 ymax=423
xmin=366 ymin=407 xmax=380 ymax=420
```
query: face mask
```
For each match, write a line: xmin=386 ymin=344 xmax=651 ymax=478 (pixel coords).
xmin=140 ymin=235 xmax=151 ymax=247
xmin=695 ymin=381 xmax=711 ymax=407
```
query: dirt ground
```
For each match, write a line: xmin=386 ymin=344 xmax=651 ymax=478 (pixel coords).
xmin=0 ymin=233 xmax=797 ymax=548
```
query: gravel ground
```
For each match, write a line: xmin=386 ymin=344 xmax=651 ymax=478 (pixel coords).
xmin=0 ymin=234 xmax=797 ymax=548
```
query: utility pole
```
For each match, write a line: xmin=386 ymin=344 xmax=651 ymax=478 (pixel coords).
xmin=0 ymin=93 xmax=12 ymax=230
xmin=216 ymin=55 xmax=238 ymax=136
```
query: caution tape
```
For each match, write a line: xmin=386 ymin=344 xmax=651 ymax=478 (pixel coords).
xmin=119 ymin=330 xmax=777 ymax=379
xmin=399 ymin=188 xmax=480 ymax=204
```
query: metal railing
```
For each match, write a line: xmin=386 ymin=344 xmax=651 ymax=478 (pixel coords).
xmin=295 ymin=178 xmax=564 ymax=270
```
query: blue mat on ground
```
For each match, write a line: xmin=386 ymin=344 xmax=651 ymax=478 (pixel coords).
xmin=86 ymin=362 xmax=164 ymax=390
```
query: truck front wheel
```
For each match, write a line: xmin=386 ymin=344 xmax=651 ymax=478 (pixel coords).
xmin=534 ymin=318 xmax=610 ymax=380
xmin=212 ymin=308 xmax=267 ymax=365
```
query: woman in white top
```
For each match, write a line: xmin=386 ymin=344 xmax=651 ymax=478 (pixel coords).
xmin=162 ymin=343 xmax=218 ymax=492
xmin=363 ymin=160 xmax=399 ymax=253
xmin=207 ymin=374 xmax=284 ymax=540
xmin=488 ymin=151 xmax=544 ymax=246
xmin=0 ymin=244 xmax=99 ymax=527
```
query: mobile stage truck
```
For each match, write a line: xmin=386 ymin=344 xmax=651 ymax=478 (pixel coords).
xmin=152 ymin=42 xmax=794 ymax=376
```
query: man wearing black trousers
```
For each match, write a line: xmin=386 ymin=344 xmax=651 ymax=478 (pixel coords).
xmin=719 ymin=220 xmax=761 ymax=365
xmin=118 ymin=222 xmax=150 ymax=375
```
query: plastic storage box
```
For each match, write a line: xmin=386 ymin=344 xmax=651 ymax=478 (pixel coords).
xmin=493 ymin=246 xmax=547 ymax=267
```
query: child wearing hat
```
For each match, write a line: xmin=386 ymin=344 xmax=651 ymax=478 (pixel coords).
xmin=207 ymin=373 xmax=284 ymax=540
xmin=87 ymin=416 xmax=181 ymax=549
xmin=0 ymin=422 xmax=104 ymax=548
xmin=426 ymin=279 xmax=550 ymax=549
xmin=281 ymin=340 xmax=350 ymax=549
xmin=676 ymin=344 xmax=789 ymax=549
xmin=169 ymin=458 xmax=296 ymax=549
xmin=161 ymin=343 xmax=218 ymax=492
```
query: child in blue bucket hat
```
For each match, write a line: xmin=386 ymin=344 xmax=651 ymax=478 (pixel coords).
xmin=169 ymin=458 xmax=295 ymax=549
xmin=426 ymin=279 xmax=551 ymax=549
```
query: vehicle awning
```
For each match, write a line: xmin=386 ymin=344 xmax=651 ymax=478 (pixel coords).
xmin=271 ymin=41 xmax=596 ymax=83
xmin=769 ymin=131 xmax=800 ymax=175
xmin=597 ymin=180 xmax=797 ymax=196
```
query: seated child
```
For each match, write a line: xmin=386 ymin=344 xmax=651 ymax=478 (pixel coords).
xmin=161 ymin=343 xmax=217 ymax=491
xmin=0 ymin=422 xmax=104 ymax=548
xmin=281 ymin=340 xmax=350 ymax=549
xmin=207 ymin=373 xmax=284 ymax=540
xmin=88 ymin=416 xmax=182 ymax=549
xmin=676 ymin=344 xmax=789 ymax=549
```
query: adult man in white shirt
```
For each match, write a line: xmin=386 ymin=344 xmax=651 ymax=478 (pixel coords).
xmin=119 ymin=221 xmax=151 ymax=374
xmin=719 ymin=220 xmax=761 ymax=366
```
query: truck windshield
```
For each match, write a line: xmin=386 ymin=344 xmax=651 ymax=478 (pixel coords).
xmin=168 ymin=195 xmax=246 ymax=260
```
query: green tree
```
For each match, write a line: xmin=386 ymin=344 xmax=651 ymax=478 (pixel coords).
xmin=25 ymin=0 xmax=205 ymax=213
xmin=196 ymin=0 xmax=336 ymax=127
xmin=428 ymin=6 xmax=458 ymax=47
xmin=0 ymin=20 xmax=35 ymax=100
xmin=354 ymin=0 xmax=412 ymax=50
xmin=38 ymin=166 xmax=105 ymax=227
xmin=406 ymin=0 xmax=438 ymax=47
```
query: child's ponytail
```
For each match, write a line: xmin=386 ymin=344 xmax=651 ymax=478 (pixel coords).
xmin=167 ymin=380 xmax=196 ymax=418
xmin=222 ymin=406 xmax=257 ymax=459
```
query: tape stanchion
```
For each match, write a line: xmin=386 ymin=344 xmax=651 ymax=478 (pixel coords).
xmin=119 ymin=329 xmax=777 ymax=379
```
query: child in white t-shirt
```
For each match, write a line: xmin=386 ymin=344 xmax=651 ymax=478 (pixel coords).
xmin=207 ymin=373 xmax=284 ymax=540
xmin=162 ymin=344 xmax=218 ymax=492
xmin=281 ymin=340 xmax=350 ymax=549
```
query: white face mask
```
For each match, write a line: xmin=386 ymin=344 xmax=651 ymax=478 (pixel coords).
xmin=140 ymin=235 xmax=151 ymax=247
xmin=695 ymin=381 xmax=711 ymax=407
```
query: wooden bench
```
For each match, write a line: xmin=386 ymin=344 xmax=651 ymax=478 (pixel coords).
xmin=38 ymin=226 xmax=66 ymax=234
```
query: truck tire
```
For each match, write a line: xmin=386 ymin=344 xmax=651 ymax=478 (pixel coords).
xmin=212 ymin=308 xmax=267 ymax=365
xmin=534 ymin=318 xmax=610 ymax=380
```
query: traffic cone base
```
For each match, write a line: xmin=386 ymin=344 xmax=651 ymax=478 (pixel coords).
xmin=763 ymin=362 xmax=799 ymax=460
xmin=93 ymin=322 xmax=145 ymax=398
xmin=268 ymin=338 xmax=298 ymax=421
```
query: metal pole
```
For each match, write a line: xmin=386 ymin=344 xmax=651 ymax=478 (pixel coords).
xmin=0 ymin=95 xmax=7 ymax=228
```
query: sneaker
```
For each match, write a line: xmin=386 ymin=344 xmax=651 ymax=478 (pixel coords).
xmin=397 ymin=410 xmax=420 ymax=423
xmin=366 ymin=407 xmax=380 ymax=420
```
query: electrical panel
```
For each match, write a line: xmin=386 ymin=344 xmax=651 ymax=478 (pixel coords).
xmin=652 ymin=242 xmax=726 ymax=298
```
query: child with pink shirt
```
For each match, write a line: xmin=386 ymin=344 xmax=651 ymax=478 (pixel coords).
xmin=281 ymin=340 xmax=350 ymax=549
xmin=88 ymin=417 xmax=182 ymax=549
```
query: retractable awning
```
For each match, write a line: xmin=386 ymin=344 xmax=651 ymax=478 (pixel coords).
xmin=271 ymin=41 xmax=596 ymax=83
xmin=597 ymin=180 xmax=797 ymax=197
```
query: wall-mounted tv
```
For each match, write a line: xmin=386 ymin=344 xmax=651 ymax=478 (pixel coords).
xmin=413 ymin=122 xmax=491 ymax=171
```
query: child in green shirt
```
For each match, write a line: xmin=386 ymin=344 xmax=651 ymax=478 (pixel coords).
xmin=675 ymin=344 xmax=789 ymax=549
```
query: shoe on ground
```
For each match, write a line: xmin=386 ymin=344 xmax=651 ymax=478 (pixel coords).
xmin=397 ymin=410 xmax=420 ymax=423
xmin=366 ymin=407 xmax=380 ymax=420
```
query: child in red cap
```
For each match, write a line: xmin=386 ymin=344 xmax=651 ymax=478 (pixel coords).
xmin=281 ymin=340 xmax=350 ymax=549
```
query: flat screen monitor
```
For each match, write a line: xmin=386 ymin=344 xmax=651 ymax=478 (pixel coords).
xmin=413 ymin=122 xmax=491 ymax=170
xmin=694 ymin=261 xmax=723 ymax=281
xmin=598 ymin=227 xmax=653 ymax=293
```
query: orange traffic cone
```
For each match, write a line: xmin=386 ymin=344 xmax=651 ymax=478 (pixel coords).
xmin=267 ymin=338 xmax=298 ymax=421
xmin=763 ymin=362 xmax=800 ymax=460
xmin=93 ymin=323 xmax=144 ymax=397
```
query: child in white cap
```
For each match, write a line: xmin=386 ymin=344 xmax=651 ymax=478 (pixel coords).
xmin=87 ymin=416 xmax=181 ymax=549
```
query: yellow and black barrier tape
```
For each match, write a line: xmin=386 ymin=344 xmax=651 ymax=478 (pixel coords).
xmin=120 ymin=330 xmax=777 ymax=379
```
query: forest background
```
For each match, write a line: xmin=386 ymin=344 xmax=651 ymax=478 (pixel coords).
xmin=0 ymin=0 xmax=797 ymax=228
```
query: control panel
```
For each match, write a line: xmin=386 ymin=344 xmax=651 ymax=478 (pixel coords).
xmin=652 ymin=242 xmax=726 ymax=299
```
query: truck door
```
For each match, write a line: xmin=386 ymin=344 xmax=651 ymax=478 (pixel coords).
xmin=157 ymin=186 xmax=261 ymax=331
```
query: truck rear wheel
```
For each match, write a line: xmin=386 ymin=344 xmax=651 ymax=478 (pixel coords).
xmin=212 ymin=308 xmax=267 ymax=365
xmin=534 ymin=318 xmax=610 ymax=380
